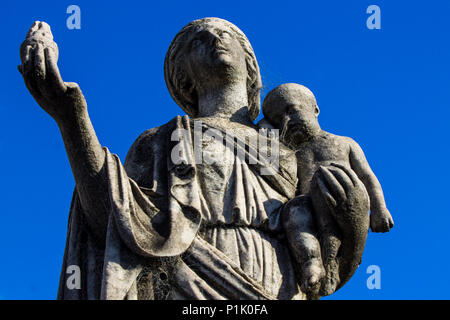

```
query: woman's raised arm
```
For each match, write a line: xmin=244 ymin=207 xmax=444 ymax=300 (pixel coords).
xmin=19 ymin=21 xmax=110 ymax=239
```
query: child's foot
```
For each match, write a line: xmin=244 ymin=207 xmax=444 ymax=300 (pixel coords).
xmin=300 ymin=258 xmax=326 ymax=293
xmin=319 ymin=259 xmax=340 ymax=296
xmin=370 ymin=208 xmax=394 ymax=233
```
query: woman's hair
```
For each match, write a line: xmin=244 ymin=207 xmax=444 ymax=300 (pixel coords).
xmin=164 ymin=17 xmax=262 ymax=121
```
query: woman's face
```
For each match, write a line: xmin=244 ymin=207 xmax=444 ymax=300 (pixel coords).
xmin=184 ymin=22 xmax=248 ymax=87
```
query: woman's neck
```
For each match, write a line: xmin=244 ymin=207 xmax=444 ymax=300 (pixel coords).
xmin=196 ymin=81 xmax=253 ymax=125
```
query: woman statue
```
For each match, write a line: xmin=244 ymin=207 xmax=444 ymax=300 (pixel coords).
xmin=18 ymin=18 xmax=370 ymax=300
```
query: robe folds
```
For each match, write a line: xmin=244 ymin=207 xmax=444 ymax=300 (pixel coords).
xmin=57 ymin=115 xmax=304 ymax=300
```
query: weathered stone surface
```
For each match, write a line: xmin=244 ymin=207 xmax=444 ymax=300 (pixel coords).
xmin=18 ymin=18 xmax=389 ymax=300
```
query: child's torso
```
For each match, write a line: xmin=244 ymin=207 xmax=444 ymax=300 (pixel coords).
xmin=295 ymin=131 xmax=351 ymax=194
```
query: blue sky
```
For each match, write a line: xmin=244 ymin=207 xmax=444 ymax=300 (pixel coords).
xmin=1 ymin=0 xmax=449 ymax=299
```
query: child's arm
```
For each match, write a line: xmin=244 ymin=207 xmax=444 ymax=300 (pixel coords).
xmin=347 ymin=138 xmax=394 ymax=232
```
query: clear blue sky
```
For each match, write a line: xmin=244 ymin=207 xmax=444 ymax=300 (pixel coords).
xmin=1 ymin=0 xmax=449 ymax=300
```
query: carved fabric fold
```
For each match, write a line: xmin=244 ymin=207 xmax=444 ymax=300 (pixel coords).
xmin=57 ymin=116 xmax=303 ymax=300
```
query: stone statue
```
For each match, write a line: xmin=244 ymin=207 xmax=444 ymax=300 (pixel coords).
xmin=18 ymin=18 xmax=376 ymax=300
xmin=260 ymin=83 xmax=393 ymax=297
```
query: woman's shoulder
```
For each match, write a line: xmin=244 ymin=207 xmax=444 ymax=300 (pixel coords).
xmin=125 ymin=116 xmax=184 ymax=160
xmin=124 ymin=116 xmax=184 ymax=179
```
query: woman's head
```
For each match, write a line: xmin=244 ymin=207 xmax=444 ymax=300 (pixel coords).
xmin=164 ymin=18 xmax=262 ymax=121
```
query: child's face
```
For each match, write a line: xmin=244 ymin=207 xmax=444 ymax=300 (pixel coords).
xmin=277 ymin=91 xmax=320 ymax=146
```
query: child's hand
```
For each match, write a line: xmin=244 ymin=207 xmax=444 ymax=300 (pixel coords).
xmin=370 ymin=208 xmax=394 ymax=233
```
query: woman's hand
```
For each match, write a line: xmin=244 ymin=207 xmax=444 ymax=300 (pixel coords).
xmin=312 ymin=163 xmax=369 ymax=232
xmin=310 ymin=163 xmax=370 ymax=292
xmin=18 ymin=21 xmax=86 ymax=125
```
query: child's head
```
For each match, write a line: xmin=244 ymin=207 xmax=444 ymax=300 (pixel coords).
xmin=262 ymin=83 xmax=320 ymax=146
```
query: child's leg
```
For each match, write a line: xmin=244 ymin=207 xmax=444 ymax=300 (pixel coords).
xmin=314 ymin=207 xmax=342 ymax=296
xmin=282 ymin=195 xmax=325 ymax=294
